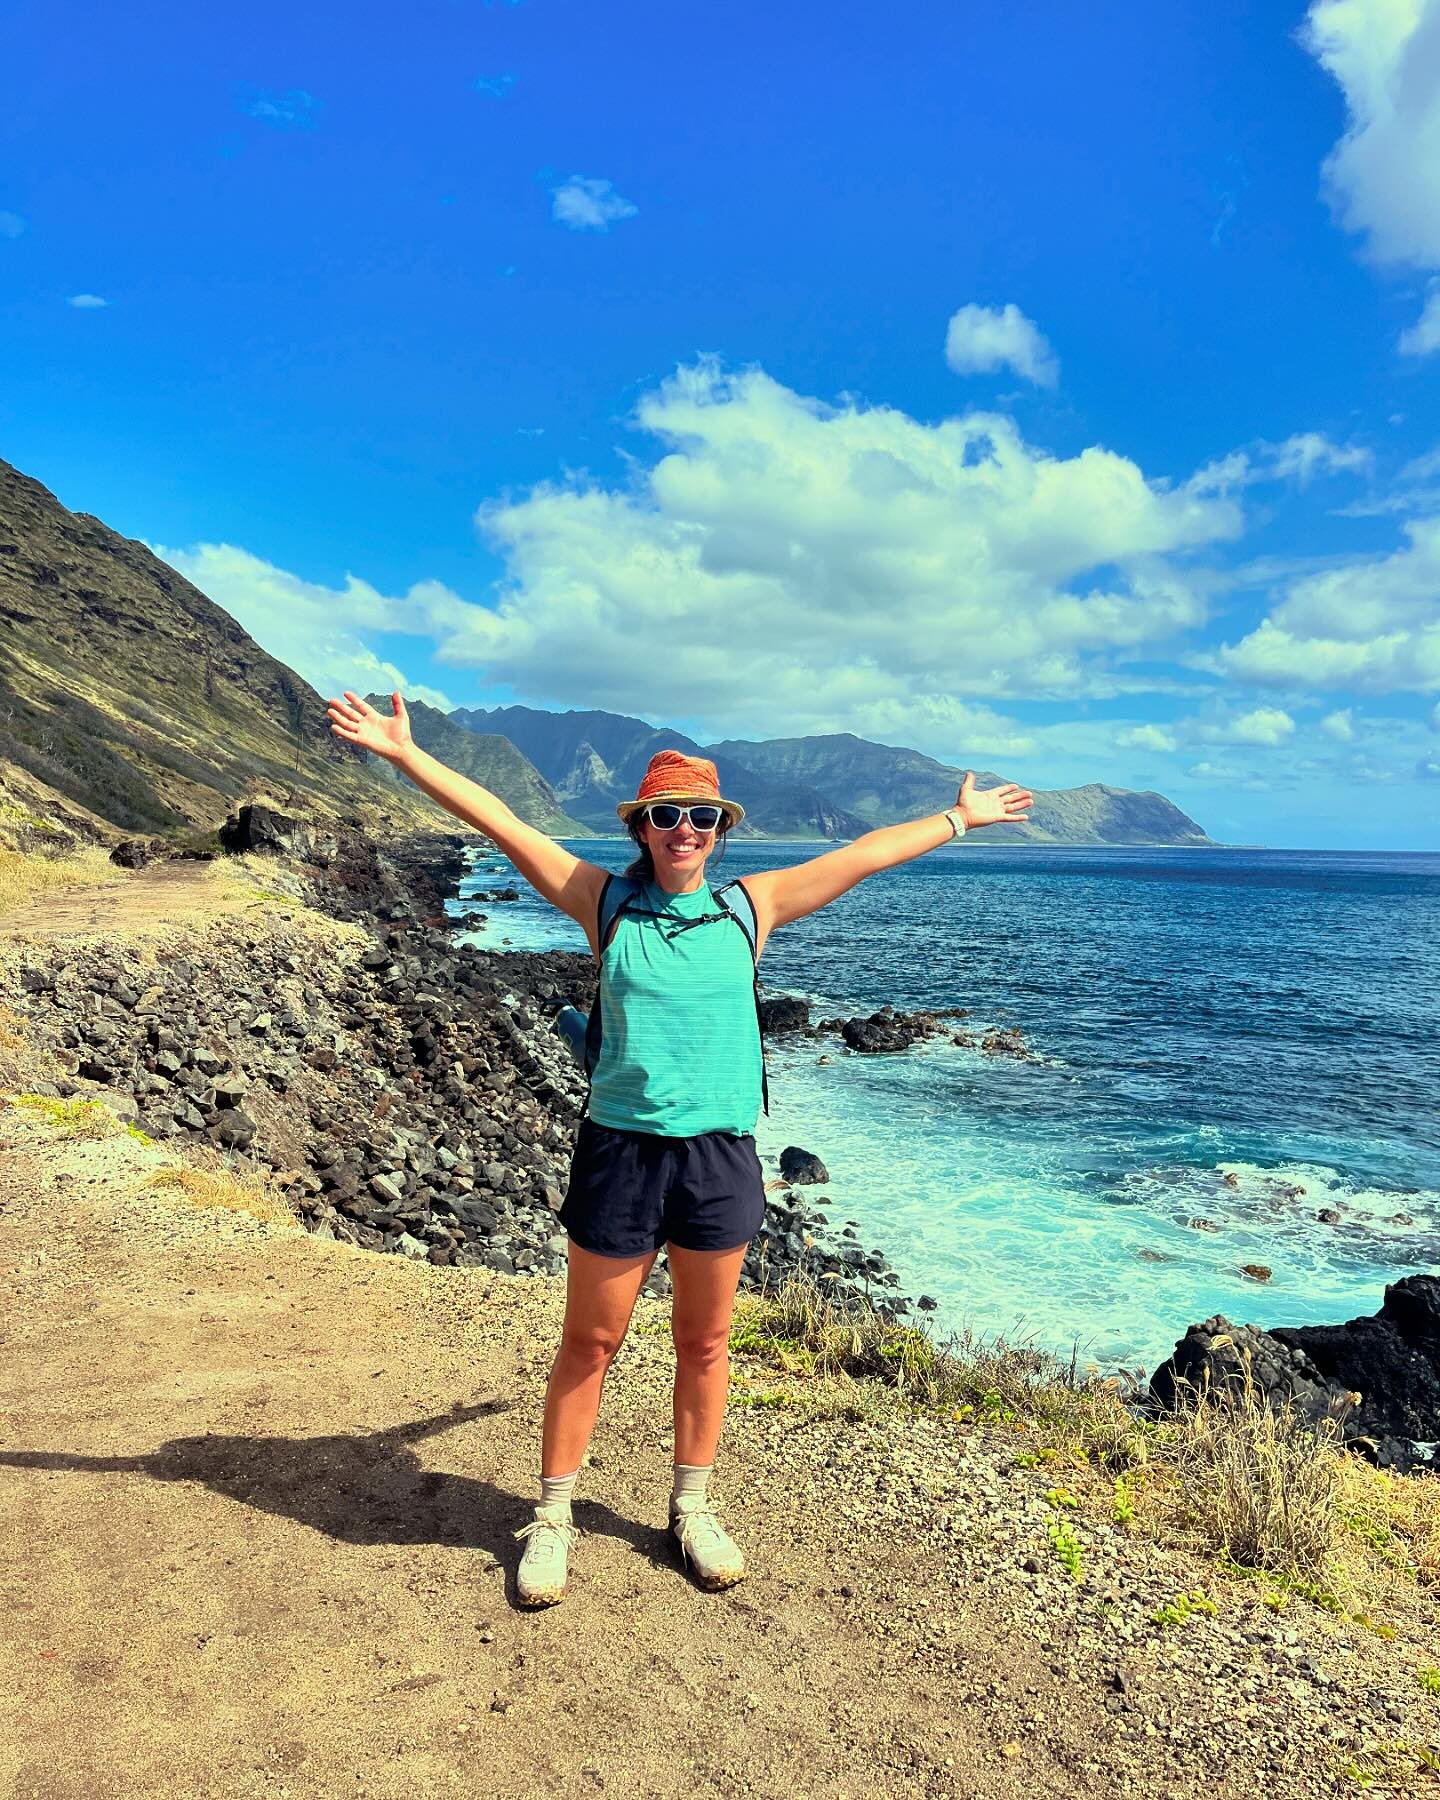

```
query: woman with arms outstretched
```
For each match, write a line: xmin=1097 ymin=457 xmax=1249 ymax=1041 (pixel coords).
xmin=326 ymin=690 xmax=1032 ymax=1605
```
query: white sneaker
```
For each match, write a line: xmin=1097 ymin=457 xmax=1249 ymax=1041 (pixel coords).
xmin=670 ymin=1495 xmax=746 ymax=1590
xmin=514 ymin=1503 xmax=579 ymax=1606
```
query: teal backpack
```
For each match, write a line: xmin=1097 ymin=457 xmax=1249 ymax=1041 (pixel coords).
xmin=576 ymin=873 xmax=770 ymax=1115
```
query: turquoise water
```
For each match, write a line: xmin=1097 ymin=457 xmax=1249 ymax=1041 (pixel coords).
xmin=452 ymin=841 xmax=1440 ymax=1374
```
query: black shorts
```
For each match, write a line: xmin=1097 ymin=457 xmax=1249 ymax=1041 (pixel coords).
xmin=560 ymin=1117 xmax=766 ymax=1259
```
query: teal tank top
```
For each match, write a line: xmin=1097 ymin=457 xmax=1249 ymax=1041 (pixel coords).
xmin=588 ymin=879 xmax=764 ymax=1139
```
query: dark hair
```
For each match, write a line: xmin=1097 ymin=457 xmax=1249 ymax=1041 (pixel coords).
xmin=622 ymin=812 xmax=729 ymax=884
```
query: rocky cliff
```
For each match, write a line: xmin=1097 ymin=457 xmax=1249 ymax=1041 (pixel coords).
xmin=0 ymin=459 xmax=436 ymax=846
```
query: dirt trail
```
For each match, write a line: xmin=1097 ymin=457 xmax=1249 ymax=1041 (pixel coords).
xmin=0 ymin=860 xmax=262 ymax=944
xmin=0 ymin=1109 xmax=1074 ymax=1800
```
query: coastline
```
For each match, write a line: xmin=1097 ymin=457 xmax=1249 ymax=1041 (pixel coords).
xmin=457 ymin=832 xmax=1440 ymax=1472
xmin=3 ymin=835 xmax=1439 ymax=1798
xmin=0 ymin=817 xmax=927 ymax=1321
xmin=8 ymin=814 xmax=1437 ymax=1455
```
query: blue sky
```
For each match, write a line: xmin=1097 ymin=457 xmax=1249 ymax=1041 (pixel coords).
xmin=3 ymin=0 xmax=1439 ymax=848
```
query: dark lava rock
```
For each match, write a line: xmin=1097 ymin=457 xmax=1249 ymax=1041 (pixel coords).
xmin=1149 ymin=1275 xmax=1440 ymax=1471
xmin=110 ymin=838 xmax=159 ymax=869
xmin=213 ymin=1109 xmax=258 ymax=1149
xmin=218 ymin=803 xmax=338 ymax=867
xmin=759 ymin=996 xmax=810 ymax=1035
xmin=780 ymin=1145 xmax=829 ymax=1186
xmin=842 ymin=1013 xmax=912 ymax=1054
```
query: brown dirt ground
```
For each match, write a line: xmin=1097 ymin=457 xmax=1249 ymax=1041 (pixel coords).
xmin=0 ymin=860 xmax=264 ymax=945
xmin=1 ymin=1108 xmax=1097 ymax=1800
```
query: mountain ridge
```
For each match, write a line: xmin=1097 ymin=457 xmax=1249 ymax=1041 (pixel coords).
xmin=362 ymin=696 xmax=592 ymax=837
xmin=449 ymin=704 xmax=874 ymax=839
xmin=454 ymin=709 xmax=1214 ymax=845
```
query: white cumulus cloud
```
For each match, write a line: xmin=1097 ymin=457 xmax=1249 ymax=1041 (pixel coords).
xmin=1188 ymin=707 xmax=1297 ymax=746
xmin=944 ymin=303 xmax=1059 ymax=388
xmin=148 ymin=541 xmax=457 ymax=713
xmin=1116 ymin=724 xmax=1179 ymax=752
xmin=1190 ymin=432 xmax=1371 ymax=494
xmin=1321 ymin=707 xmax=1356 ymax=740
xmin=456 ymin=359 xmax=1238 ymax=740
xmin=1400 ymin=281 xmax=1440 ymax=355
xmin=67 ymin=293 xmax=107 ymax=309
xmin=145 ymin=361 xmax=1251 ymax=762
xmin=1303 ymin=0 xmax=1440 ymax=350
xmin=1219 ymin=515 xmax=1440 ymax=692
xmin=1268 ymin=432 xmax=1374 ymax=482
xmin=551 ymin=176 xmax=638 ymax=232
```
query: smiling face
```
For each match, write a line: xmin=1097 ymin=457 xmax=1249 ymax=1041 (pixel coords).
xmin=637 ymin=802 xmax=724 ymax=891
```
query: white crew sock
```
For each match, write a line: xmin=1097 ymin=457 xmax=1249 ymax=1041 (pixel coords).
xmin=538 ymin=1468 xmax=580 ymax=1516
xmin=672 ymin=1462 xmax=713 ymax=1507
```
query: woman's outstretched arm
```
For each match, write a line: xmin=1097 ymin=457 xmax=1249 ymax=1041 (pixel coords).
xmin=742 ymin=771 xmax=1033 ymax=944
xmin=327 ymin=690 xmax=606 ymax=942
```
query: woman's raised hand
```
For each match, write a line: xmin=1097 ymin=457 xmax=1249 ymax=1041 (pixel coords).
xmin=326 ymin=690 xmax=414 ymax=762
xmin=956 ymin=769 xmax=1034 ymax=829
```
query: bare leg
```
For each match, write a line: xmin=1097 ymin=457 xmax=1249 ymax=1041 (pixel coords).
xmin=540 ymin=1243 xmax=656 ymax=1477
xmin=668 ymin=1241 xmax=749 ymax=1468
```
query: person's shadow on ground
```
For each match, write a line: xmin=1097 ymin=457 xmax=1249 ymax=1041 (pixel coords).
xmin=0 ymin=1402 xmax=673 ymax=1600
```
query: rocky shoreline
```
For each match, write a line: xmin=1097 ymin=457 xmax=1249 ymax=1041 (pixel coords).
xmin=8 ymin=805 xmax=1437 ymax=1473
xmin=4 ymin=807 xmax=926 ymax=1319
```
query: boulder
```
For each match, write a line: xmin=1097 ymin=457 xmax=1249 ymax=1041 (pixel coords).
xmin=780 ymin=1145 xmax=829 ymax=1186
xmin=759 ymin=996 xmax=810 ymax=1035
xmin=1149 ymin=1276 xmax=1440 ymax=1472
xmin=841 ymin=1013 xmax=912 ymax=1054
xmin=217 ymin=803 xmax=338 ymax=867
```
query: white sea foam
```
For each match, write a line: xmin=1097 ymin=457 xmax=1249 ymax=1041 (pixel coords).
xmin=459 ymin=845 xmax=1440 ymax=1373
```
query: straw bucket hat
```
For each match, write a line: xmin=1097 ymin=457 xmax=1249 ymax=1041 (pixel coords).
xmin=616 ymin=749 xmax=746 ymax=829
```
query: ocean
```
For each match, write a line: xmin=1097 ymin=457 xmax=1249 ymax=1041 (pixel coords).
xmin=451 ymin=840 xmax=1440 ymax=1376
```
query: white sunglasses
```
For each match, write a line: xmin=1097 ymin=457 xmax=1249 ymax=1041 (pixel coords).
xmin=644 ymin=803 xmax=724 ymax=832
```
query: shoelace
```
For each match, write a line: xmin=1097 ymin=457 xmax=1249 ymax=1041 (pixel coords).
xmin=514 ymin=1515 xmax=580 ymax=1556
xmin=673 ymin=1502 xmax=733 ymax=1559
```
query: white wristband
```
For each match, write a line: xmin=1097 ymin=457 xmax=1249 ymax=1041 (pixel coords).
xmin=944 ymin=807 xmax=967 ymax=840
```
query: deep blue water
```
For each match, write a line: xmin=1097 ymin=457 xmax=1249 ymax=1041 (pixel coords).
xmin=452 ymin=842 xmax=1440 ymax=1374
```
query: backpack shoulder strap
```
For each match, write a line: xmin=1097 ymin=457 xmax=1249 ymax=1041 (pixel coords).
xmin=584 ymin=874 xmax=646 ymax=1083
xmin=712 ymin=878 xmax=769 ymax=1116
xmin=596 ymin=873 xmax=645 ymax=955
xmin=711 ymin=878 xmax=759 ymax=963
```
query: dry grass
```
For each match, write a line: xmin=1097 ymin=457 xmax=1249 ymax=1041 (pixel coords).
xmin=145 ymin=1159 xmax=300 ymax=1228
xmin=732 ymin=1270 xmax=1150 ymax=1467
xmin=733 ymin=1271 xmax=1440 ymax=1622
xmin=1161 ymin=1348 xmax=1347 ymax=1578
xmin=0 ymin=843 xmax=128 ymax=916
